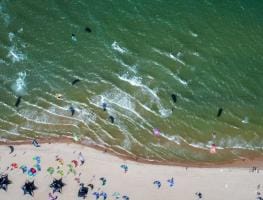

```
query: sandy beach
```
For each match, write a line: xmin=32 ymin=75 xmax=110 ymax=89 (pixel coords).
xmin=0 ymin=142 xmax=262 ymax=200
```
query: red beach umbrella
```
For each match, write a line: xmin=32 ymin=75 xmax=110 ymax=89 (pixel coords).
xmin=71 ymin=160 xmax=78 ymax=167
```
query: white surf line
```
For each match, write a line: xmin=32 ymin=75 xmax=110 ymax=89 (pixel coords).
xmin=152 ymin=47 xmax=186 ymax=65
xmin=152 ymin=60 xmax=188 ymax=86
xmin=89 ymin=99 xmax=153 ymax=133
xmin=23 ymin=101 xmax=80 ymax=124
xmin=0 ymin=101 xmax=79 ymax=128
xmin=80 ymin=126 xmax=110 ymax=146
xmin=0 ymin=128 xmax=20 ymax=136
xmin=19 ymin=127 xmax=65 ymax=137
xmin=39 ymin=97 xmax=95 ymax=121
xmin=40 ymin=97 xmax=117 ymax=141
xmin=0 ymin=118 xmax=18 ymax=127
xmin=89 ymin=97 xmax=153 ymax=130
xmin=100 ymin=78 xmax=161 ymax=117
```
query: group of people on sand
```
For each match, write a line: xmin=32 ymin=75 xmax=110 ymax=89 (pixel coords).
xmin=0 ymin=146 xmax=131 ymax=200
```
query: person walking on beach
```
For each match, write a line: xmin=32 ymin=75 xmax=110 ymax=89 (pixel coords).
xmin=78 ymin=152 xmax=85 ymax=165
xmin=49 ymin=192 xmax=58 ymax=200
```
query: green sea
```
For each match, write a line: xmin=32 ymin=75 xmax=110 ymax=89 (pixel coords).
xmin=1 ymin=0 xmax=263 ymax=163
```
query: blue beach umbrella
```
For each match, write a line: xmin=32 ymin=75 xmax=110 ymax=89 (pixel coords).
xmin=112 ymin=192 xmax=121 ymax=199
xmin=167 ymin=177 xmax=175 ymax=187
xmin=153 ymin=180 xmax=161 ymax=189
xmin=92 ymin=192 xmax=100 ymax=200
xmin=120 ymin=164 xmax=128 ymax=173
xmin=122 ymin=195 xmax=129 ymax=200
xmin=100 ymin=192 xmax=107 ymax=200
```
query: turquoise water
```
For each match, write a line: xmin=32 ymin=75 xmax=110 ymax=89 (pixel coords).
xmin=0 ymin=0 xmax=263 ymax=162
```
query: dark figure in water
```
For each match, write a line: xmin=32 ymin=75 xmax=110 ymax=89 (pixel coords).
xmin=171 ymin=94 xmax=177 ymax=103
xmin=217 ymin=108 xmax=223 ymax=117
xmin=69 ymin=106 xmax=75 ymax=116
xmin=85 ymin=27 xmax=92 ymax=33
xmin=72 ymin=79 xmax=80 ymax=85
xmin=102 ymin=103 xmax=107 ymax=111
xmin=15 ymin=96 xmax=22 ymax=107
xmin=71 ymin=33 xmax=77 ymax=41
xmin=109 ymin=116 xmax=114 ymax=123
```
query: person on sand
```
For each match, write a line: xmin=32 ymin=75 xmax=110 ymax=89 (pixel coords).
xmin=78 ymin=152 xmax=85 ymax=165
xmin=32 ymin=139 xmax=40 ymax=147
xmin=49 ymin=192 xmax=58 ymax=200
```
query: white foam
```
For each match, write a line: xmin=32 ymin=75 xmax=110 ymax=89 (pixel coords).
xmin=11 ymin=71 xmax=27 ymax=96
xmin=118 ymin=73 xmax=142 ymax=87
xmin=152 ymin=61 xmax=188 ymax=86
xmin=8 ymin=32 xmax=15 ymax=42
xmin=118 ymin=73 xmax=160 ymax=100
xmin=90 ymin=88 xmax=155 ymax=127
xmin=241 ymin=116 xmax=249 ymax=124
xmin=111 ymin=41 xmax=127 ymax=54
xmin=189 ymin=31 xmax=198 ymax=37
xmin=158 ymin=107 xmax=172 ymax=118
xmin=160 ymin=134 xmax=181 ymax=145
xmin=169 ymin=52 xmax=186 ymax=65
xmin=189 ymin=142 xmax=208 ymax=150
xmin=119 ymin=73 xmax=172 ymax=118
xmin=7 ymin=46 xmax=26 ymax=63
xmin=192 ymin=52 xmax=200 ymax=57
xmin=114 ymin=58 xmax=137 ymax=73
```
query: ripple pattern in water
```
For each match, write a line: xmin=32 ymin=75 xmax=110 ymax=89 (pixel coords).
xmin=0 ymin=0 xmax=263 ymax=162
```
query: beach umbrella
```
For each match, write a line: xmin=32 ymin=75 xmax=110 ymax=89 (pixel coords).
xmin=20 ymin=165 xmax=27 ymax=174
xmin=28 ymin=168 xmax=37 ymax=177
xmin=87 ymin=184 xmax=94 ymax=190
xmin=33 ymin=156 xmax=41 ymax=163
xmin=67 ymin=164 xmax=76 ymax=175
xmin=153 ymin=128 xmax=160 ymax=136
xmin=50 ymin=178 xmax=65 ymax=193
xmin=0 ymin=174 xmax=12 ymax=191
xmin=120 ymin=164 xmax=128 ymax=173
xmin=55 ymin=156 xmax=64 ymax=165
xmin=71 ymin=160 xmax=78 ymax=167
xmin=11 ymin=162 xmax=18 ymax=170
xmin=47 ymin=167 xmax=55 ymax=175
xmin=99 ymin=177 xmax=107 ymax=186
xmin=112 ymin=192 xmax=121 ymax=199
xmin=195 ymin=192 xmax=202 ymax=199
xmin=78 ymin=183 xmax=89 ymax=199
xmin=167 ymin=177 xmax=175 ymax=187
xmin=122 ymin=195 xmax=130 ymax=200
xmin=34 ymin=164 xmax=41 ymax=171
xmin=100 ymin=192 xmax=107 ymax=200
xmin=92 ymin=192 xmax=100 ymax=200
xmin=153 ymin=180 xmax=161 ymax=189
xmin=57 ymin=170 xmax=64 ymax=177
xmin=22 ymin=181 xmax=37 ymax=196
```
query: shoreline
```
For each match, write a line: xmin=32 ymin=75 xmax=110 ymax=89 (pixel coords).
xmin=1 ymin=136 xmax=263 ymax=168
